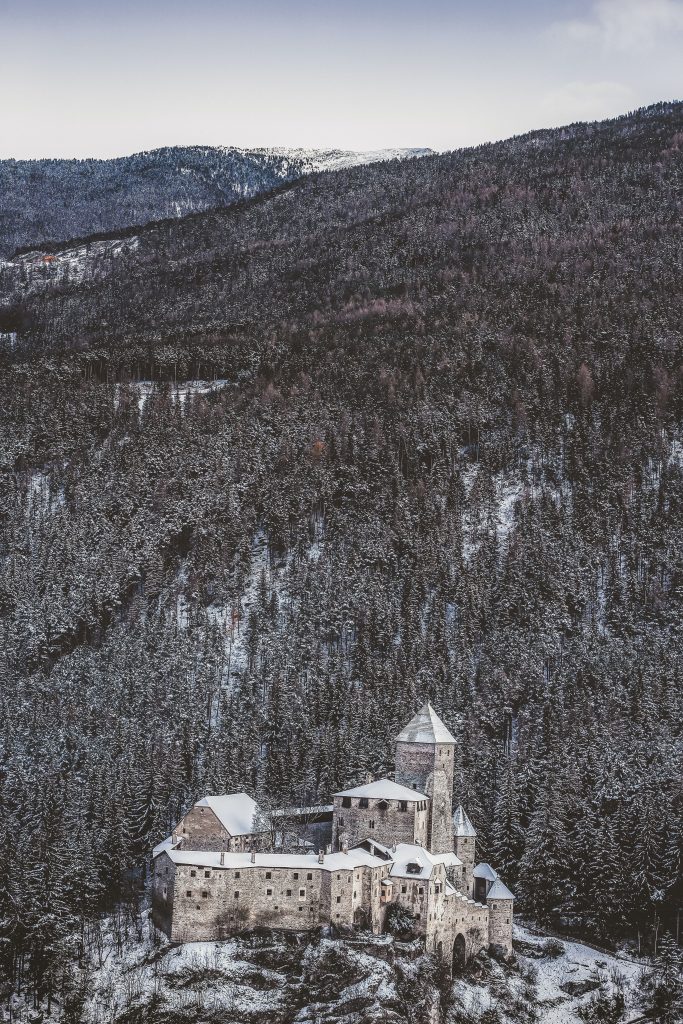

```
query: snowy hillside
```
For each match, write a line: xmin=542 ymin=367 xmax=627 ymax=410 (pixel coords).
xmin=250 ymin=147 xmax=433 ymax=173
xmin=24 ymin=914 xmax=647 ymax=1024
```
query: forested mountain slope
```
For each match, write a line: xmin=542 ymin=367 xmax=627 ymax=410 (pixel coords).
xmin=0 ymin=102 xmax=682 ymax=1008
xmin=0 ymin=145 xmax=430 ymax=259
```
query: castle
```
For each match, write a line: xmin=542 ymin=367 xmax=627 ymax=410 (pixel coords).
xmin=151 ymin=704 xmax=514 ymax=968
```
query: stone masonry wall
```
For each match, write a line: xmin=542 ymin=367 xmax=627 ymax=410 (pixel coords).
xmin=152 ymin=851 xmax=389 ymax=942
xmin=173 ymin=805 xmax=232 ymax=852
xmin=426 ymin=769 xmax=455 ymax=854
xmin=454 ymin=836 xmax=475 ymax=896
xmin=395 ymin=742 xmax=454 ymax=798
xmin=333 ymin=796 xmax=428 ymax=851
xmin=487 ymin=898 xmax=513 ymax=956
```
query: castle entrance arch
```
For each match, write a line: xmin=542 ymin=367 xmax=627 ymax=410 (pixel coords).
xmin=452 ymin=932 xmax=466 ymax=972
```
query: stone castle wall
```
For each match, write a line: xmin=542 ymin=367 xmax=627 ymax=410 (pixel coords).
xmin=173 ymin=806 xmax=232 ymax=852
xmin=487 ymin=898 xmax=513 ymax=956
xmin=426 ymin=769 xmax=455 ymax=854
xmin=454 ymin=836 xmax=476 ymax=896
xmin=332 ymin=796 xmax=429 ymax=851
xmin=395 ymin=742 xmax=454 ymax=796
xmin=152 ymin=852 xmax=388 ymax=943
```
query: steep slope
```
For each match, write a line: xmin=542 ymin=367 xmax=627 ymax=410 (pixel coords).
xmin=0 ymin=103 xmax=681 ymax=1013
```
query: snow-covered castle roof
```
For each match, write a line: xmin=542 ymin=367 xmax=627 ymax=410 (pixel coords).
xmin=395 ymin=702 xmax=456 ymax=745
xmin=453 ymin=804 xmax=477 ymax=837
xmin=335 ymin=778 xmax=428 ymax=802
xmin=486 ymin=878 xmax=515 ymax=900
xmin=195 ymin=793 xmax=259 ymax=836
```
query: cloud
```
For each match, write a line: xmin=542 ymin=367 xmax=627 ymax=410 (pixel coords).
xmin=540 ymin=80 xmax=635 ymax=124
xmin=554 ymin=0 xmax=683 ymax=52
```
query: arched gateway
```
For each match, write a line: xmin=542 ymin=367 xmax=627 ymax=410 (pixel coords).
xmin=452 ymin=932 xmax=467 ymax=972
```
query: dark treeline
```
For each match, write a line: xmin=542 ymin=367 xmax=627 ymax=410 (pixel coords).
xmin=0 ymin=102 xmax=682 ymax=1012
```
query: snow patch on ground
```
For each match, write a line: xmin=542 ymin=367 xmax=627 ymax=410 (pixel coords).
xmin=514 ymin=924 xmax=644 ymax=1024
xmin=462 ymin=468 xmax=523 ymax=562
xmin=14 ymin=236 xmax=139 ymax=283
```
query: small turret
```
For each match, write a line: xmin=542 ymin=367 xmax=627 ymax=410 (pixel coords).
xmin=453 ymin=805 xmax=476 ymax=896
xmin=485 ymin=878 xmax=515 ymax=957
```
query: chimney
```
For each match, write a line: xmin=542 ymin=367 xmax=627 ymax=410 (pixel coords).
xmin=219 ymin=851 xmax=225 ymax=866
xmin=342 ymin=838 xmax=349 ymax=854
xmin=365 ymin=772 xmax=373 ymax=785
xmin=391 ymin=844 xmax=397 ymax=854
xmin=326 ymin=844 xmax=332 ymax=855
xmin=318 ymin=849 xmax=325 ymax=864
xmin=250 ymin=849 xmax=256 ymax=864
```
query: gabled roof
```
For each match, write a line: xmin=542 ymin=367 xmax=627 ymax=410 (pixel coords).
xmin=334 ymin=778 xmax=428 ymax=802
xmin=473 ymin=862 xmax=498 ymax=881
xmin=194 ymin=793 xmax=259 ymax=837
xmin=453 ymin=805 xmax=477 ymax=837
xmin=395 ymin=703 xmax=456 ymax=745
xmin=152 ymin=834 xmax=179 ymax=858
xmin=486 ymin=879 xmax=515 ymax=900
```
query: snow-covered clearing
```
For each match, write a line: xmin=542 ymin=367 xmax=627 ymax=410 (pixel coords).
xmin=462 ymin=466 xmax=523 ymax=562
xmin=513 ymin=924 xmax=644 ymax=1023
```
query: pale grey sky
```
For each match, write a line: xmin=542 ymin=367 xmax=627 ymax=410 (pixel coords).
xmin=1 ymin=0 xmax=682 ymax=158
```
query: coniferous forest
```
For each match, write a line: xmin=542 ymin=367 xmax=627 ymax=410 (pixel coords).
xmin=0 ymin=102 xmax=682 ymax=1016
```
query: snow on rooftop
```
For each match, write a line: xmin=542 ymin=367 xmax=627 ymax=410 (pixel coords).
xmin=473 ymin=862 xmax=499 ymax=881
xmin=386 ymin=843 xmax=461 ymax=881
xmin=162 ymin=847 xmax=385 ymax=873
xmin=453 ymin=804 xmax=477 ymax=837
xmin=486 ymin=878 xmax=515 ymax=900
xmin=395 ymin=703 xmax=456 ymax=745
xmin=334 ymin=778 xmax=428 ymax=801
xmin=152 ymin=835 xmax=178 ymax=858
xmin=195 ymin=793 xmax=259 ymax=837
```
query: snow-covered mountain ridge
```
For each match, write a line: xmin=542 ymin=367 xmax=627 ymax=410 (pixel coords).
xmin=248 ymin=146 xmax=433 ymax=172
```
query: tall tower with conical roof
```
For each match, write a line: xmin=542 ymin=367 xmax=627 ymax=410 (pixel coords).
xmin=394 ymin=703 xmax=455 ymax=854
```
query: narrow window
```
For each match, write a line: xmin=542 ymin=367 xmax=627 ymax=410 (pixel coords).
xmin=369 ymin=820 xmax=375 ymax=829
xmin=307 ymin=873 xmax=313 ymax=880
xmin=201 ymin=891 xmax=208 ymax=899
xmin=359 ymin=797 xmax=369 ymax=809
xmin=186 ymin=890 xmax=192 ymax=897
xmin=401 ymin=886 xmax=407 ymax=894
xmin=190 ymin=870 xmax=196 ymax=878
xmin=234 ymin=871 xmax=240 ymax=879
xmin=266 ymin=888 xmax=273 ymax=895
xmin=299 ymin=888 xmax=305 ymax=897
xmin=342 ymin=796 xmax=351 ymax=808
xmin=265 ymin=871 xmax=272 ymax=879
xmin=336 ymin=895 xmax=341 ymax=903
xmin=398 ymin=800 xmax=407 ymax=812
xmin=293 ymin=873 xmax=299 ymax=880
xmin=286 ymin=889 xmax=292 ymax=897
xmin=234 ymin=891 xmax=239 ymax=899
xmin=204 ymin=871 xmax=210 ymax=878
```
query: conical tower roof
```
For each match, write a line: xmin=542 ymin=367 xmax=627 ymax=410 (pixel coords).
xmin=487 ymin=878 xmax=515 ymax=900
xmin=453 ymin=805 xmax=477 ymax=837
xmin=396 ymin=703 xmax=456 ymax=745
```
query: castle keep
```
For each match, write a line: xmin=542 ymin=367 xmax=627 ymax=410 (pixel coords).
xmin=152 ymin=704 xmax=514 ymax=967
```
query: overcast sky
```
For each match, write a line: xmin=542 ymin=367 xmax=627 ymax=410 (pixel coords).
xmin=1 ymin=0 xmax=682 ymax=159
